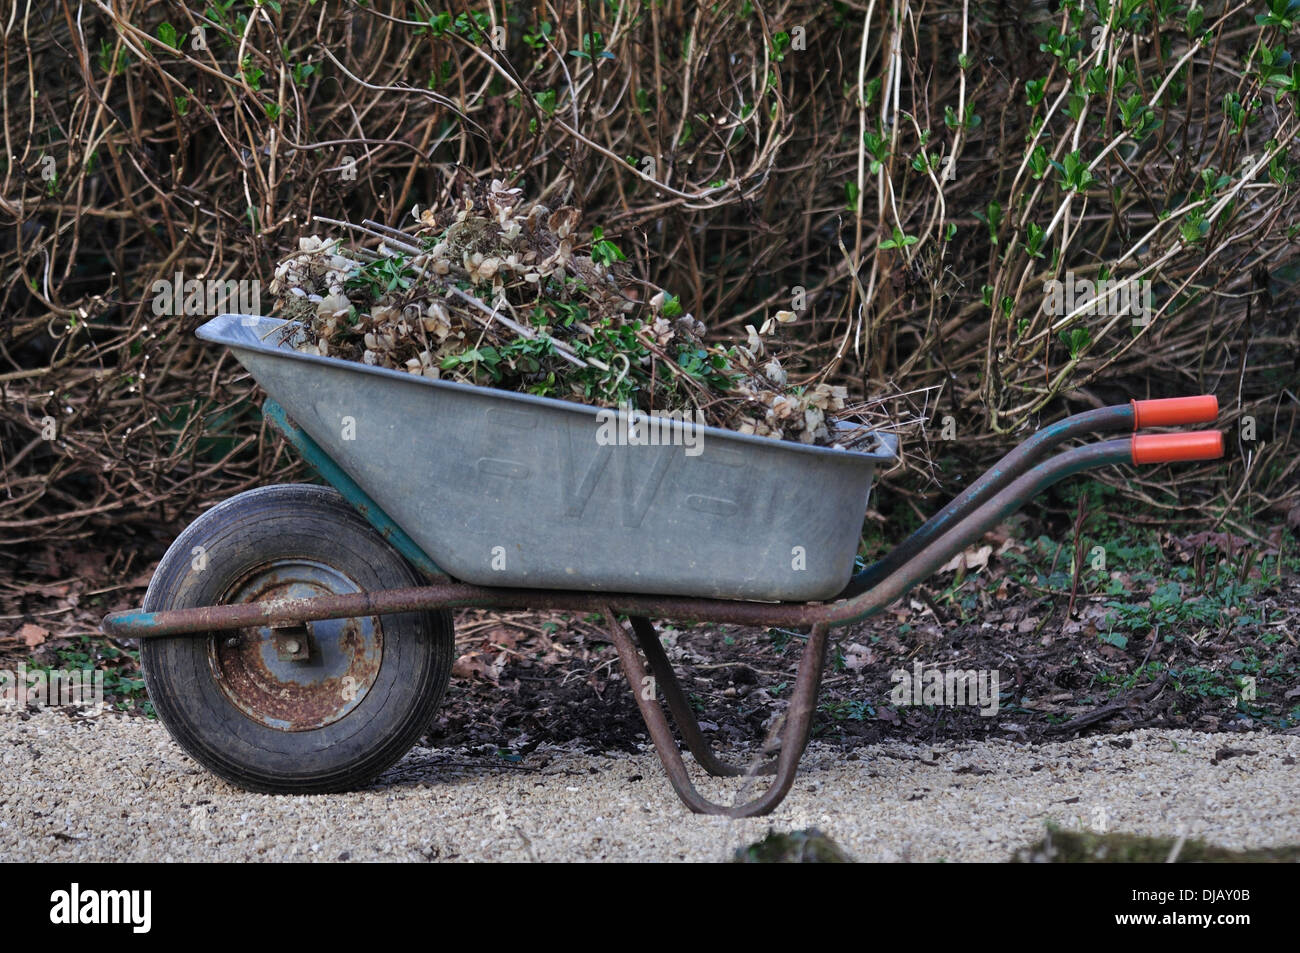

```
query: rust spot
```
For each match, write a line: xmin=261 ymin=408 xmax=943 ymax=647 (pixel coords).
xmin=208 ymin=570 xmax=384 ymax=731
xmin=213 ymin=619 xmax=382 ymax=731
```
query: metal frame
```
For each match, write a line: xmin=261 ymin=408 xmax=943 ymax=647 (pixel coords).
xmin=608 ymin=613 xmax=827 ymax=816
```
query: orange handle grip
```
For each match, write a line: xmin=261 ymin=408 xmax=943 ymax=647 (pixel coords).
xmin=1131 ymin=395 xmax=1218 ymax=428
xmin=1131 ymin=431 xmax=1224 ymax=464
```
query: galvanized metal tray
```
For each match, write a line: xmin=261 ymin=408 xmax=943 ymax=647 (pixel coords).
xmin=199 ymin=314 xmax=896 ymax=601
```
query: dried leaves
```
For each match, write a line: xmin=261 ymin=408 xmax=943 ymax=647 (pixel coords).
xmin=271 ymin=182 xmax=866 ymax=447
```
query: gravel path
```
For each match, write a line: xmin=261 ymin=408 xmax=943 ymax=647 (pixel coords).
xmin=2 ymin=708 xmax=1297 ymax=862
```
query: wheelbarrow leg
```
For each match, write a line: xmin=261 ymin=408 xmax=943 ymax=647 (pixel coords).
xmin=603 ymin=609 xmax=829 ymax=817
xmin=626 ymin=616 xmax=775 ymax=778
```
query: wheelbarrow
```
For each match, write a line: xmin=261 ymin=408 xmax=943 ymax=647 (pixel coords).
xmin=102 ymin=314 xmax=1225 ymax=816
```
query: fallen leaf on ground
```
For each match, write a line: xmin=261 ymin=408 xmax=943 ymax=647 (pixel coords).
xmin=18 ymin=623 xmax=49 ymax=648
xmin=842 ymin=643 xmax=874 ymax=671
xmin=938 ymin=544 xmax=992 ymax=574
xmin=453 ymin=650 xmax=501 ymax=682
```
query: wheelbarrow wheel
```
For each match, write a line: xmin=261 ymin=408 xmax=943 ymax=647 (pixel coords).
xmin=139 ymin=483 xmax=455 ymax=794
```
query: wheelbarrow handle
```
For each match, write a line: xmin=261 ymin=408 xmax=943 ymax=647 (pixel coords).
xmin=1132 ymin=430 xmax=1224 ymax=464
xmin=1131 ymin=395 xmax=1219 ymax=428
xmin=843 ymin=395 xmax=1219 ymax=597
xmin=823 ymin=429 xmax=1224 ymax=627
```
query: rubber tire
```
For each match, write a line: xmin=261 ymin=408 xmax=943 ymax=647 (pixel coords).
xmin=140 ymin=484 xmax=454 ymax=794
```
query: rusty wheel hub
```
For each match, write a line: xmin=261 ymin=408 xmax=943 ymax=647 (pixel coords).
xmin=209 ymin=560 xmax=383 ymax=731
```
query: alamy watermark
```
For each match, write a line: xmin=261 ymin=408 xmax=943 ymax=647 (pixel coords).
xmin=595 ymin=402 xmax=705 ymax=457
xmin=50 ymin=884 xmax=151 ymax=933
xmin=890 ymin=662 xmax=1000 ymax=716
xmin=0 ymin=664 xmax=104 ymax=714
xmin=1043 ymin=271 xmax=1152 ymax=327
xmin=151 ymin=272 xmax=261 ymax=317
